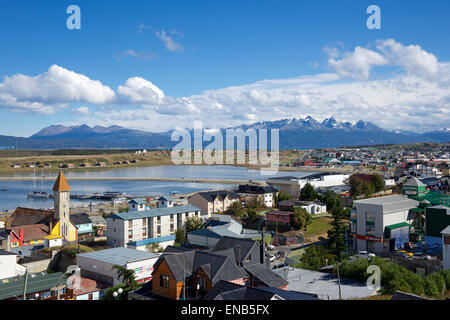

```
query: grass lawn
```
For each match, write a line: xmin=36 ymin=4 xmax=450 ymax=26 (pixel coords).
xmin=305 ymin=217 xmax=333 ymax=237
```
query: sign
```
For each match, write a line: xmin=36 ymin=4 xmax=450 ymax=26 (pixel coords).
xmin=352 ymin=234 xmax=384 ymax=242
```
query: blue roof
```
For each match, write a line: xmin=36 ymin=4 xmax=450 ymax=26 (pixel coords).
xmin=158 ymin=196 xmax=174 ymax=202
xmin=108 ymin=205 xmax=200 ymax=220
xmin=129 ymin=199 xmax=147 ymax=205
xmin=128 ymin=235 xmax=176 ymax=247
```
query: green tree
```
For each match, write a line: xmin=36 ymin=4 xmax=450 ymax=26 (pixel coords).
xmin=299 ymin=183 xmax=317 ymax=201
xmin=185 ymin=216 xmax=204 ymax=232
xmin=245 ymin=207 xmax=262 ymax=223
xmin=175 ymin=229 xmax=185 ymax=245
xmin=291 ymin=207 xmax=311 ymax=230
xmin=146 ymin=243 xmax=163 ymax=253
xmin=298 ymin=245 xmax=335 ymax=271
xmin=327 ymin=201 xmax=348 ymax=261
xmin=323 ymin=190 xmax=337 ymax=211
xmin=371 ymin=175 xmax=385 ymax=192
xmin=225 ymin=201 xmax=245 ymax=217
xmin=112 ymin=265 xmax=138 ymax=291
xmin=277 ymin=192 xmax=292 ymax=202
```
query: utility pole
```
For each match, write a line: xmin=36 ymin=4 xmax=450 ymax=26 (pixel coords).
xmin=336 ymin=261 xmax=342 ymax=300
xmin=22 ymin=268 xmax=28 ymax=300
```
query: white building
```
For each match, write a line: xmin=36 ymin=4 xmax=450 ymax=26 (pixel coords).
xmin=351 ymin=195 xmax=419 ymax=254
xmin=236 ymin=184 xmax=277 ymax=208
xmin=442 ymin=226 xmax=450 ymax=270
xmin=76 ymin=247 xmax=160 ymax=286
xmin=0 ymin=250 xmax=26 ymax=280
xmin=106 ymin=199 xmax=201 ymax=249
xmin=267 ymin=173 xmax=349 ymax=198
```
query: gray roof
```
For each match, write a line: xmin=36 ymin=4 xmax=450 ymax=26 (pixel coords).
xmin=108 ymin=205 xmax=200 ymax=221
xmin=154 ymin=248 xmax=248 ymax=284
xmin=404 ymin=177 xmax=426 ymax=187
xmin=194 ymin=190 xmax=240 ymax=202
xmin=441 ymin=226 xmax=450 ymax=234
xmin=354 ymin=195 xmax=419 ymax=214
xmin=273 ymin=267 xmax=377 ymax=300
xmin=244 ymin=263 xmax=288 ymax=287
xmin=211 ymin=236 xmax=258 ymax=263
xmin=0 ymin=272 xmax=65 ymax=300
xmin=69 ymin=213 xmax=92 ymax=226
xmin=76 ymin=247 xmax=159 ymax=266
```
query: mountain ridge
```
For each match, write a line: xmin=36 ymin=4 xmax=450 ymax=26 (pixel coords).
xmin=2 ymin=116 xmax=449 ymax=149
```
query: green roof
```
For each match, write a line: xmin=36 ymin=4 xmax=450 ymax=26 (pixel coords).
xmin=0 ymin=272 xmax=66 ymax=300
xmin=410 ymin=192 xmax=450 ymax=206
xmin=385 ymin=222 xmax=410 ymax=230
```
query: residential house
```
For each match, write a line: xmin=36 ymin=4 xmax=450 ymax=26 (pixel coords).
xmin=79 ymin=162 xmax=91 ymax=168
xmin=351 ymin=195 xmax=419 ymax=253
xmin=106 ymin=199 xmax=201 ymax=249
xmin=277 ymin=199 xmax=327 ymax=214
xmin=236 ymin=184 xmax=277 ymax=208
xmin=70 ymin=213 xmax=94 ymax=240
xmin=186 ymin=214 xmax=262 ymax=248
xmin=265 ymin=210 xmax=293 ymax=229
xmin=188 ymin=190 xmax=240 ymax=217
xmin=67 ymin=274 xmax=107 ymax=300
xmin=76 ymin=247 xmax=160 ymax=286
xmin=94 ymin=162 xmax=106 ymax=167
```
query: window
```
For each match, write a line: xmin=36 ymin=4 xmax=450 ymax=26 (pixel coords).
xmin=160 ymin=275 xmax=169 ymax=288
xmin=142 ymin=227 xmax=147 ymax=237
xmin=128 ymin=220 xmax=133 ymax=228
xmin=128 ymin=230 xmax=133 ymax=239
xmin=157 ymin=226 xmax=161 ymax=234
xmin=199 ymin=276 xmax=207 ymax=289
xmin=185 ymin=212 xmax=189 ymax=218
xmin=366 ymin=212 xmax=375 ymax=224
xmin=170 ymin=214 xmax=174 ymax=222
xmin=142 ymin=218 xmax=146 ymax=225
xmin=366 ymin=224 xmax=375 ymax=236
xmin=157 ymin=216 xmax=161 ymax=224
xmin=170 ymin=224 xmax=174 ymax=232
xmin=350 ymin=222 xmax=357 ymax=233
xmin=444 ymin=235 xmax=450 ymax=245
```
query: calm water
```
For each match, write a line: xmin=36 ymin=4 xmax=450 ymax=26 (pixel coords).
xmin=0 ymin=165 xmax=314 ymax=211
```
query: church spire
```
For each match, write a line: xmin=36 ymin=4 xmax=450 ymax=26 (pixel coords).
xmin=52 ymin=171 xmax=71 ymax=192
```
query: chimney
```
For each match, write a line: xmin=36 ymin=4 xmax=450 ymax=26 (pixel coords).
xmin=19 ymin=228 xmax=24 ymax=247
xmin=260 ymin=230 xmax=265 ymax=265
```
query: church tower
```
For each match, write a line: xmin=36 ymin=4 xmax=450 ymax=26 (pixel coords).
xmin=53 ymin=171 xmax=71 ymax=240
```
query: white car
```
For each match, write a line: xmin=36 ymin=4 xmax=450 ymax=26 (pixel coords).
xmin=267 ymin=244 xmax=275 ymax=251
xmin=269 ymin=255 xmax=276 ymax=262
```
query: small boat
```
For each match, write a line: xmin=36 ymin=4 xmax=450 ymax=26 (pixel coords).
xmin=1 ymin=187 xmax=7 ymax=191
xmin=27 ymin=191 xmax=50 ymax=198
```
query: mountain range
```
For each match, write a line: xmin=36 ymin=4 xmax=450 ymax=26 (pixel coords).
xmin=0 ymin=117 xmax=449 ymax=149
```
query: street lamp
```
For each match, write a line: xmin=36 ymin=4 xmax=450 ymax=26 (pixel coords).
xmin=113 ymin=287 xmax=123 ymax=299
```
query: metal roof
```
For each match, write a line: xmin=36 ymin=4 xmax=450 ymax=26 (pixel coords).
xmin=108 ymin=205 xmax=200 ymax=221
xmin=0 ymin=272 xmax=65 ymax=300
xmin=76 ymin=247 xmax=159 ymax=266
xmin=128 ymin=235 xmax=176 ymax=247
xmin=441 ymin=226 xmax=450 ymax=234
xmin=355 ymin=195 xmax=419 ymax=214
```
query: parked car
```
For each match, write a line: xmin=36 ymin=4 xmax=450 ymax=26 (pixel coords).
xmin=269 ymin=255 xmax=276 ymax=262
xmin=267 ymin=244 xmax=275 ymax=251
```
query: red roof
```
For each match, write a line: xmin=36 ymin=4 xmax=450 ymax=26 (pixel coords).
xmin=11 ymin=224 xmax=49 ymax=242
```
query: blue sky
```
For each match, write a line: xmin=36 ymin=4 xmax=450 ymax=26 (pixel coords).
xmin=0 ymin=0 xmax=449 ymax=136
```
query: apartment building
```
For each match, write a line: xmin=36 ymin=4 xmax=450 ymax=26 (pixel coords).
xmin=351 ymin=195 xmax=419 ymax=254
xmin=188 ymin=190 xmax=240 ymax=217
xmin=236 ymin=184 xmax=277 ymax=207
xmin=106 ymin=199 xmax=201 ymax=249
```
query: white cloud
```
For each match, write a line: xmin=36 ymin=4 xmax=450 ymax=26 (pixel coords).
xmin=376 ymin=39 xmax=440 ymax=77
xmin=0 ymin=65 xmax=116 ymax=114
xmin=117 ymin=77 xmax=165 ymax=104
xmin=123 ymin=49 xmax=158 ymax=61
xmin=73 ymin=106 xmax=90 ymax=115
xmin=328 ymin=46 xmax=387 ymax=81
xmin=155 ymin=30 xmax=183 ymax=52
